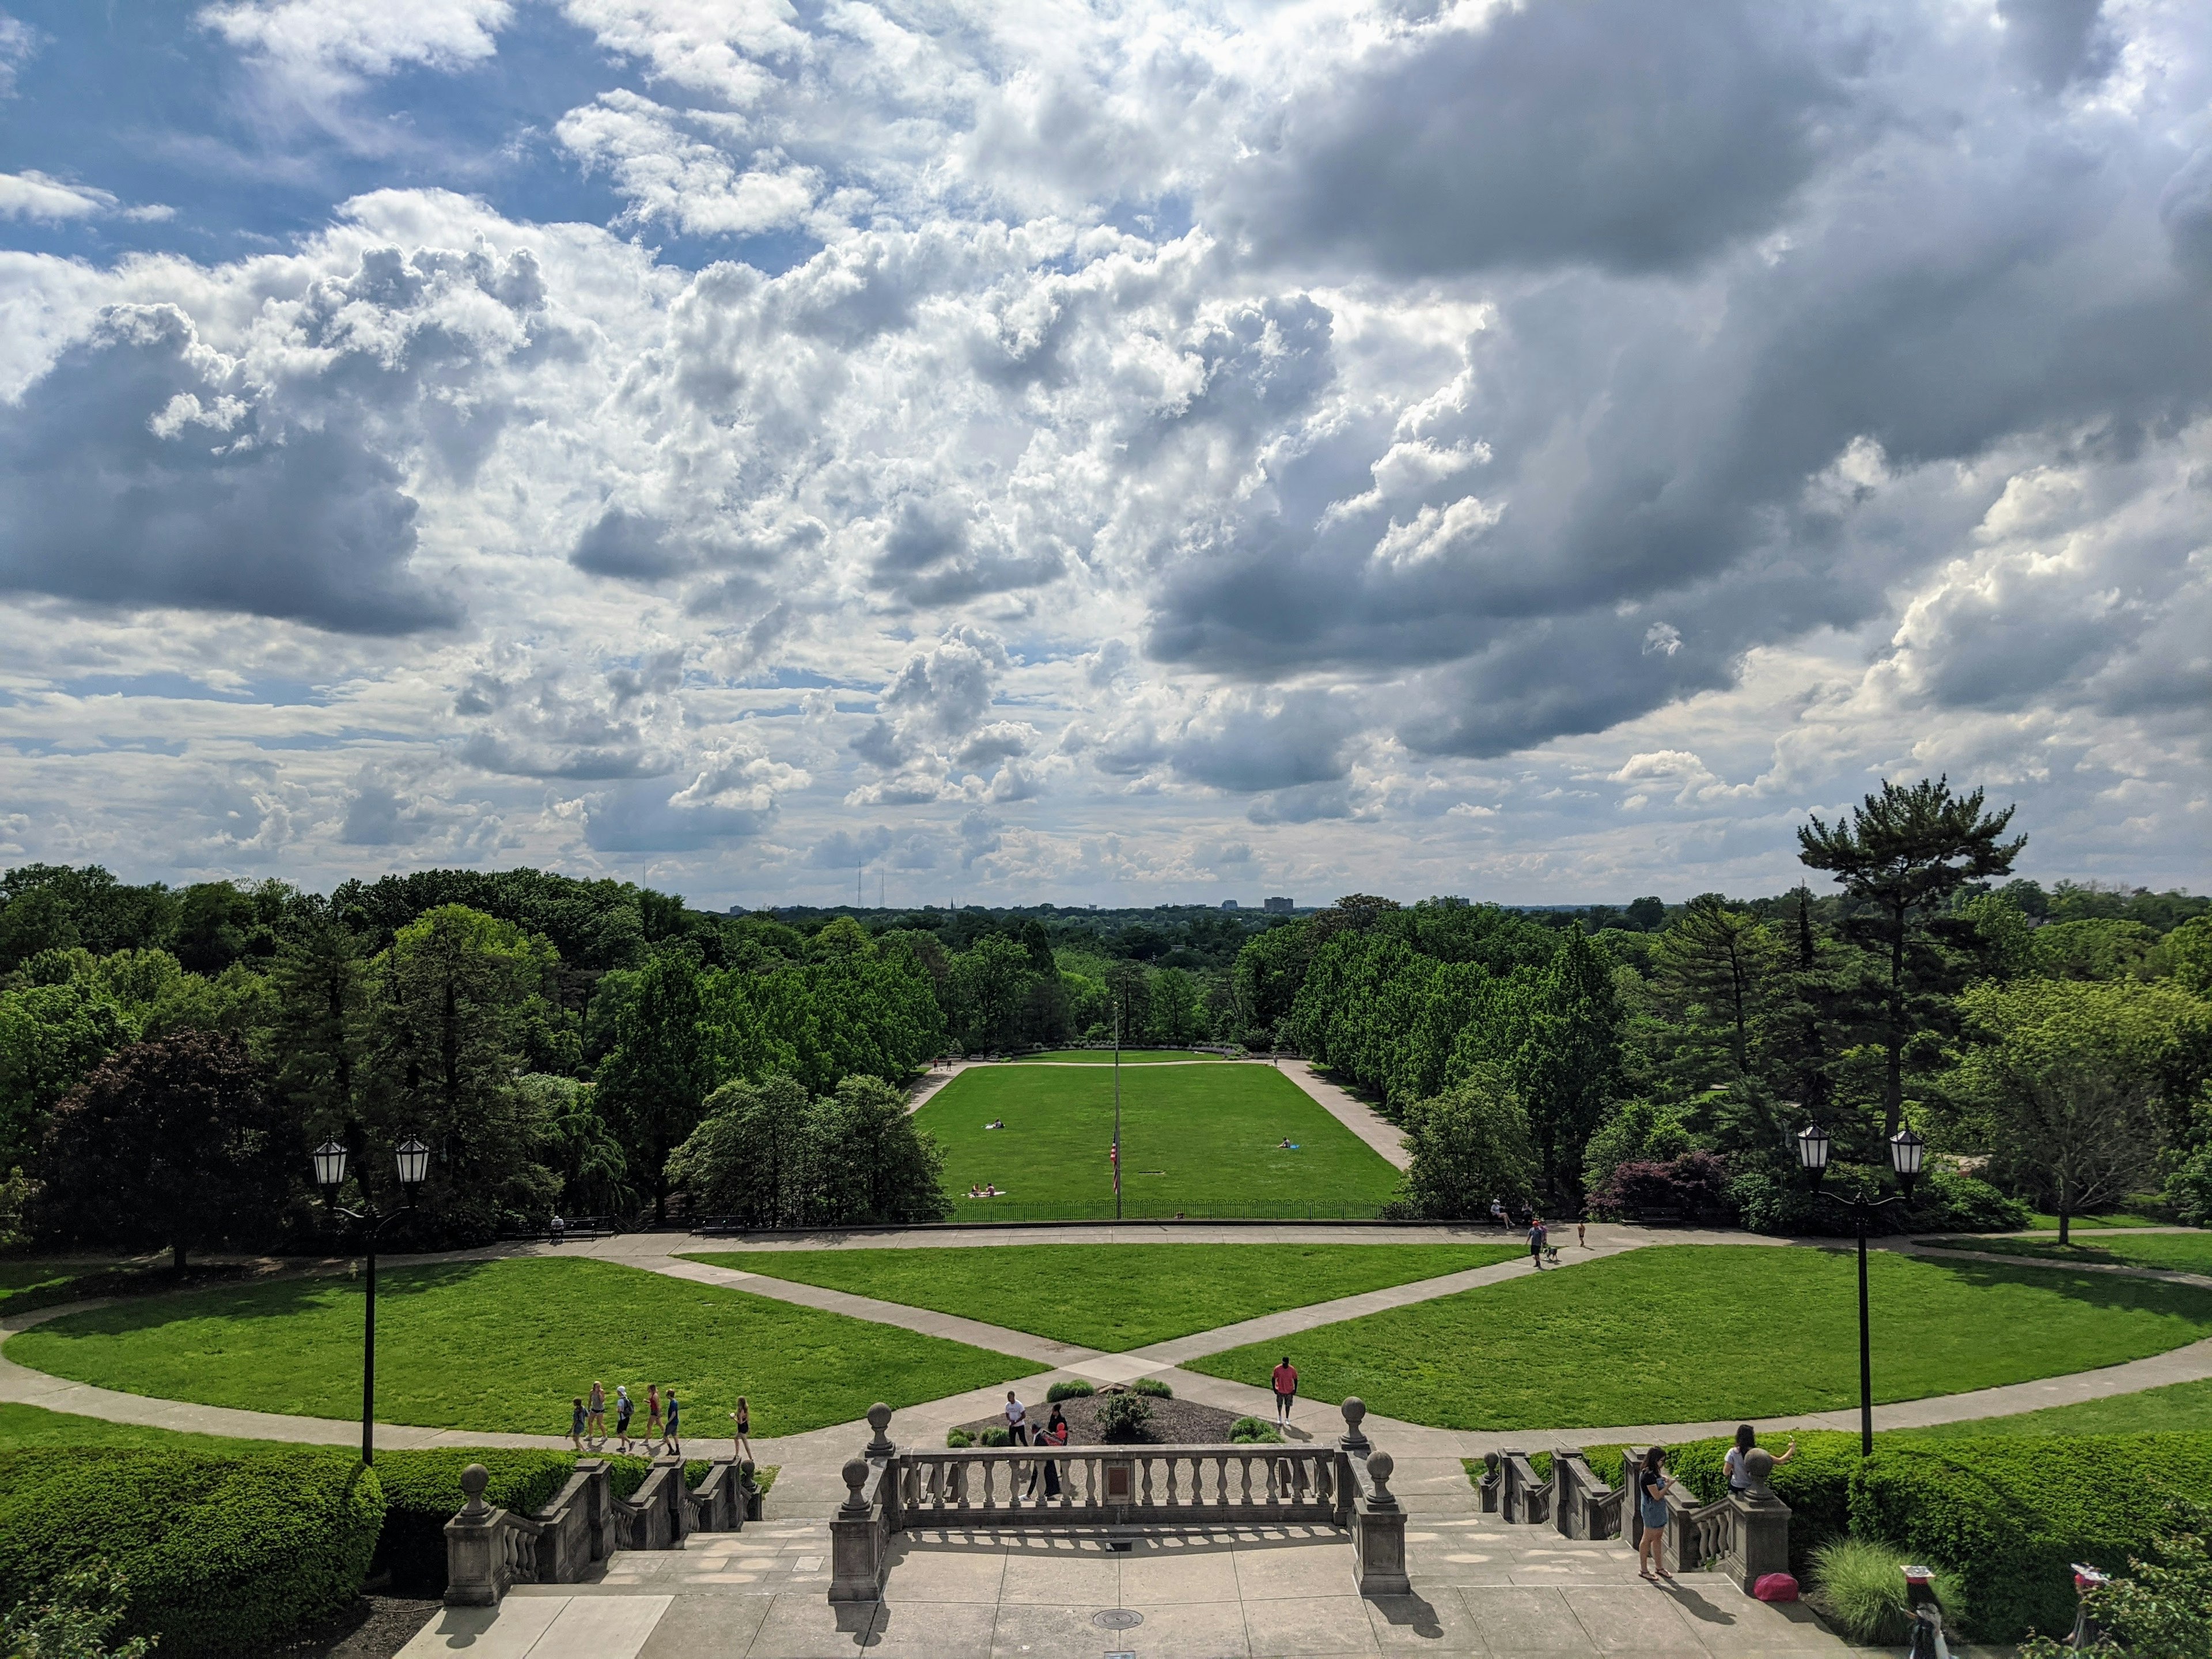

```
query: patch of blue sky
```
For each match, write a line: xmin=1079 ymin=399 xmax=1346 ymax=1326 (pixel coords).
xmin=0 ymin=2 xmax=627 ymax=259
xmin=56 ymin=672 xmax=329 ymax=705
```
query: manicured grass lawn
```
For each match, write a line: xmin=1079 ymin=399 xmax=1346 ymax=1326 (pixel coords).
xmin=5 ymin=1257 xmax=1043 ymax=1438
xmin=915 ymin=1063 xmax=1402 ymax=1220
xmin=691 ymin=1244 xmax=1524 ymax=1350
xmin=1892 ymin=1377 xmax=2212 ymax=1440
xmin=2027 ymin=1211 xmax=2169 ymax=1230
xmin=0 ymin=1401 xmax=316 ymax=1454
xmin=1007 ymin=1050 xmax=1227 ymax=1064
xmin=1186 ymin=1244 xmax=2212 ymax=1431
xmin=1923 ymin=1232 xmax=2212 ymax=1272
xmin=0 ymin=1262 xmax=90 ymax=1310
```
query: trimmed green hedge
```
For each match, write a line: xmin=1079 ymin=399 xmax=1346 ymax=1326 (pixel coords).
xmin=1851 ymin=1431 xmax=2212 ymax=1642
xmin=369 ymin=1450 xmax=670 ymax=1594
xmin=0 ymin=1448 xmax=384 ymax=1657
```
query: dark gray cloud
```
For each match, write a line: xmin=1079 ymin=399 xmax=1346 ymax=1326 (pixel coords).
xmin=1996 ymin=0 xmax=2112 ymax=93
xmin=581 ymin=779 xmax=774 ymax=851
xmin=1223 ymin=0 xmax=1840 ymax=277
xmin=0 ymin=306 xmax=453 ymax=633
xmin=1166 ymin=690 xmax=1360 ymax=793
xmin=870 ymin=497 xmax=1063 ymax=608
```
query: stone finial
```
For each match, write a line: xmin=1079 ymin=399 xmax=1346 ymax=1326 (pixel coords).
xmin=839 ymin=1457 xmax=872 ymax=1516
xmin=865 ymin=1402 xmax=895 ymax=1459
xmin=1366 ymin=1450 xmax=1397 ymax=1508
xmin=459 ymin=1463 xmax=491 ymax=1520
xmin=1483 ymin=1451 xmax=1499 ymax=1475
xmin=1340 ymin=1396 xmax=1370 ymax=1453
xmin=1742 ymin=1446 xmax=1776 ymax=1502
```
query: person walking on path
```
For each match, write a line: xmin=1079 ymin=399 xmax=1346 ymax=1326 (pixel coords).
xmin=729 ymin=1396 xmax=752 ymax=1465
xmin=1271 ymin=1356 xmax=1298 ymax=1429
xmin=586 ymin=1380 xmax=606 ymax=1444
xmin=1528 ymin=1215 xmax=1548 ymax=1268
xmin=1636 ymin=1448 xmax=1675 ymax=1581
xmin=664 ymin=1388 xmax=681 ymax=1456
xmin=1003 ymin=1390 xmax=1029 ymax=1446
xmin=1725 ymin=1425 xmax=1795 ymax=1493
xmin=1577 ymin=1215 xmax=1587 ymax=1249
xmin=614 ymin=1385 xmax=635 ymax=1453
xmin=569 ymin=1396 xmax=587 ymax=1452
xmin=645 ymin=1384 xmax=663 ymax=1448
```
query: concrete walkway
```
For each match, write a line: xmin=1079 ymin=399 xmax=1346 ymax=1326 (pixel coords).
xmin=1279 ymin=1063 xmax=1411 ymax=1171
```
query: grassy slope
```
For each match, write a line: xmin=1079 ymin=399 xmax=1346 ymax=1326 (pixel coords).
xmin=1922 ymin=1231 xmax=2212 ymax=1272
xmin=0 ymin=1262 xmax=87 ymax=1309
xmin=692 ymin=1243 xmax=1524 ymax=1350
xmin=0 ymin=1401 xmax=310 ymax=1454
xmin=915 ymin=1063 xmax=1402 ymax=1220
xmin=2026 ymin=1211 xmax=2169 ymax=1230
xmin=5 ymin=1256 xmax=1043 ymax=1438
xmin=1187 ymin=1244 xmax=2212 ymax=1431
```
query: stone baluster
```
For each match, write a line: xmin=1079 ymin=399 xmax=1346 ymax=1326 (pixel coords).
xmin=829 ymin=1458 xmax=885 ymax=1604
xmin=442 ymin=1464 xmax=505 ymax=1608
xmin=1722 ymin=1447 xmax=1791 ymax=1594
xmin=1351 ymin=1449 xmax=1410 ymax=1597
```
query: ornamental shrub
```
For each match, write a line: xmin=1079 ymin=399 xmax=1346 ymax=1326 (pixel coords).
xmin=1095 ymin=1394 xmax=1152 ymax=1443
xmin=0 ymin=1561 xmax=154 ymax=1659
xmin=1727 ymin=1162 xmax=2027 ymax=1237
xmin=1850 ymin=1431 xmax=2212 ymax=1641
xmin=0 ymin=1448 xmax=384 ymax=1657
xmin=1130 ymin=1377 xmax=1173 ymax=1399
xmin=1805 ymin=1536 xmax=1967 ymax=1643
xmin=980 ymin=1426 xmax=1013 ymax=1448
xmin=1045 ymin=1379 xmax=1096 ymax=1402
xmin=945 ymin=1429 xmax=973 ymax=1449
xmin=1228 ymin=1417 xmax=1283 ymax=1445
xmin=1586 ymin=1152 xmax=1730 ymax=1222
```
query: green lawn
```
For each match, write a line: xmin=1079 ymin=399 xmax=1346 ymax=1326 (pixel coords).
xmin=1187 ymin=1244 xmax=2212 ymax=1431
xmin=1892 ymin=1377 xmax=2212 ymax=1440
xmin=0 ymin=1401 xmax=315 ymax=1454
xmin=0 ymin=1262 xmax=86 ymax=1310
xmin=915 ymin=1063 xmax=1402 ymax=1221
xmin=2027 ymin=1211 xmax=2169 ymax=1230
xmin=5 ymin=1256 xmax=1043 ymax=1438
xmin=690 ymin=1243 xmax=1523 ymax=1350
xmin=1006 ymin=1050 xmax=1227 ymax=1064
xmin=1922 ymin=1232 xmax=2212 ymax=1272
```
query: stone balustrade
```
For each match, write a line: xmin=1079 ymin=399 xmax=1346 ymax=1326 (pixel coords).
xmin=1498 ymin=1448 xmax=1551 ymax=1526
xmin=827 ymin=1398 xmax=1407 ymax=1604
xmin=444 ymin=1454 xmax=749 ymax=1608
xmin=1549 ymin=1447 xmax=1624 ymax=1541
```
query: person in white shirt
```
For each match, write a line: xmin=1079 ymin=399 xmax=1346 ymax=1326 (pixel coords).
xmin=1003 ymin=1390 xmax=1028 ymax=1446
xmin=1725 ymin=1424 xmax=1796 ymax=1492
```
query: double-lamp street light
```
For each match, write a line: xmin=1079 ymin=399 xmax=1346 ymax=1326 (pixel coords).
xmin=1794 ymin=1119 xmax=1925 ymax=1458
xmin=310 ymin=1134 xmax=431 ymax=1465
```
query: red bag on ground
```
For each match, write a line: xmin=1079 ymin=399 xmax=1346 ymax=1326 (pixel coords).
xmin=1753 ymin=1573 xmax=1799 ymax=1602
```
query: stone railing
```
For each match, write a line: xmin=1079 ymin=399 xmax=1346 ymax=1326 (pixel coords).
xmin=1618 ymin=1445 xmax=1790 ymax=1593
xmin=1549 ymin=1447 xmax=1624 ymax=1540
xmin=1498 ymin=1448 xmax=1551 ymax=1526
xmin=444 ymin=1455 xmax=749 ymax=1607
xmin=828 ymin=1397 xmax=1407 ymax=1604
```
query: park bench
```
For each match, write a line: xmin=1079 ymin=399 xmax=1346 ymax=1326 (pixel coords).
xmin=1634 ymin=1206 xmax=1685 ymax=1227
xmin=502 ymin=1215 xmax=623 ymax=1243
xmin=690 ymin=1215 xmax=747 ymax=1237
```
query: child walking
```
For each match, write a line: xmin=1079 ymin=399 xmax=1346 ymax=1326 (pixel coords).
xmin=646 ymin=1383 xmax=664 ymax=1449
xmin=729 ymin=1396 xmax=752 ymax=1465
xmin=664 ymin=1388 xmax=682 ymax=1456
xmin=569 ymin=1396 xmax=587 ymax=1452
xmin=615 ymin=1384 xmax=634 ymax=1453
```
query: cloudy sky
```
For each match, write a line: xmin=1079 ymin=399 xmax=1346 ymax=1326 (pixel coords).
xmin=1 ymin=0 xmax=2208 ymax=911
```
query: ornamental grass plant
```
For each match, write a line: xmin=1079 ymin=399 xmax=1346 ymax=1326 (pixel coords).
xmin=1805 ymin=1536 xmax=1967 ymax=1645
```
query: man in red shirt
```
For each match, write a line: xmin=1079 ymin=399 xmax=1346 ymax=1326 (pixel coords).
xmin=1271 ymin=1356 xmax=1298 ymax=1430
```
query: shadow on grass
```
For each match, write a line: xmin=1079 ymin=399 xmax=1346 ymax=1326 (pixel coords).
xmin=21 ymin=1259 xmax=510 ymax=1339
xmin=1902 ymin=1251 xmax=2212 ymax=1324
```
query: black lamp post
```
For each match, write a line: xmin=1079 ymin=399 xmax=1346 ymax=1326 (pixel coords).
xmin=1796 ymin=1121 xmax=1923 ymax=1457
xmin=312 ymin=1134 xmax=429 ymax=1465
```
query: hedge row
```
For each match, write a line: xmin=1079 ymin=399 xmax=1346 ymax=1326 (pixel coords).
xmin=0 ymin=1448 xmax=384 ymax=1658
xmin=1853 ymin=1431 xmax=2212 ymax=1642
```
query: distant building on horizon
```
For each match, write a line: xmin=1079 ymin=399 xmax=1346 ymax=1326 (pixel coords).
xmin=1263 ymin=896 xmax=1294 ymax=914
xmin=1221 ymin=899 xmax=1239 ymax=910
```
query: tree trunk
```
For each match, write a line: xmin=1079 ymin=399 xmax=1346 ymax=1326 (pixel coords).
xmin=2057 ymin=1185 xmax=2071 ymax=1247
xmin=171 ymin=1241 xmax=188 ymax=1272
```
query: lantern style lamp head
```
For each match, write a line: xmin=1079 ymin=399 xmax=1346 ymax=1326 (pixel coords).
xmin=311 ymin=1138 xmax=349 ymax=1199
xmin=395 ymin=1136 xmax=431 ymax=1199
xmin=1796 ymin=1122 xmax=1831 ymax=1185
xmin=1889 ymin=1126 xmax=1925 ymax=1196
